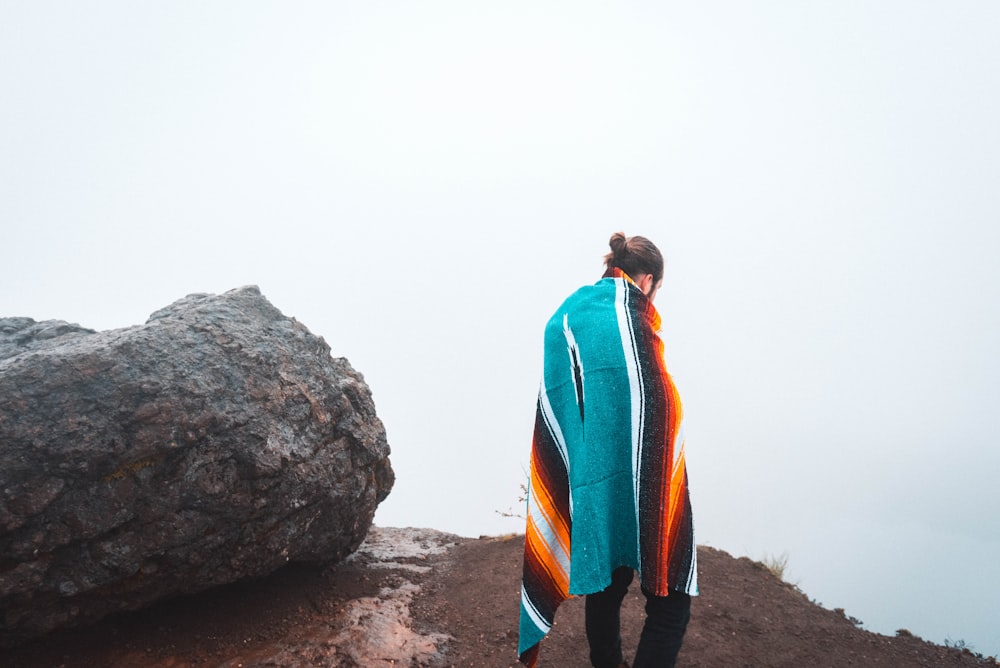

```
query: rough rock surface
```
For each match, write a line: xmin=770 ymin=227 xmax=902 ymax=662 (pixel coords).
xmin=0 ymin=286 xmax=394 ymax=646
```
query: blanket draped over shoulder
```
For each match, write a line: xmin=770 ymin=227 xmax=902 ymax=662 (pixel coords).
xmin=518 ymin=268 xmax=698 ymax=667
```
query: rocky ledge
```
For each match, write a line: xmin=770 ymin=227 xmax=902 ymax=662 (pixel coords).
xmin=3 ymin=527 xmax=995 ymax=667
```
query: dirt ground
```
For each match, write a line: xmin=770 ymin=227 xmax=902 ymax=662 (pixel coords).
xmin=2 ymin=527 xmax=995 ymax=667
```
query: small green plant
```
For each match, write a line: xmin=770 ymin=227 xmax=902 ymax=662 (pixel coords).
xmin=943 ymin=637 xmax=1000 ymax=664
xmin=759 ymin=551 xmax=790 ymax=581
xmin=834 ymin=608 xmax=864 ymax=628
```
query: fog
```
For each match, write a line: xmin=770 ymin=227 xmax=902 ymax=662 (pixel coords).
xmin=2 ymin=1 xmax=998 ymax=657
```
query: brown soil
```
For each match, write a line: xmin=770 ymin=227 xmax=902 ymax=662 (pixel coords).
xmin=2 ymin=528 xmax=995 ymax=667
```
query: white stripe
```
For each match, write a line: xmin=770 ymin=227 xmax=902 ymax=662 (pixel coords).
xmin=673 ymin=419 xmax=698 ymax=594
xmin=687 ymin=544 xmax=699 ymax=594
xmin=673 ymin=421 xmax=686 ymax=469
xmin=538 ymin=384 xmax=572 ymax=517
xmin=521 ymin=584 xmax=551 ymax=633
xmin=614 ymin=278 xmax=644 ymax=555
xmin=526 ymin=477 xmax=572 ymax=578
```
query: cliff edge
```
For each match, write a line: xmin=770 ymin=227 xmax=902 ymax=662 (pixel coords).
xmin=2 ymin=527 xmax=995 ymax=667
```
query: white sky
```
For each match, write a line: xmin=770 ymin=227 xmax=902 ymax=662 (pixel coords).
xmin=2 ymin=0 xmax=998 ymax=657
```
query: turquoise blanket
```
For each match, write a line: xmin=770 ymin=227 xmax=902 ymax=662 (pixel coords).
xmin=518 ymin=268 xmax=697 ymax=666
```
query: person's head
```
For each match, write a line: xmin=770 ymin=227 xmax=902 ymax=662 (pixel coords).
xmin=603 ymin=232 xmax=664 ymax=300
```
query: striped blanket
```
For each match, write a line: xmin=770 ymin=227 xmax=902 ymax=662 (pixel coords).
xmin=518 ymin=268 xmax=697 ymax=666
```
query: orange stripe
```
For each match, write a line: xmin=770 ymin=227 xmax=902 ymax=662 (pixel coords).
xmin=529 ymin=453 xmax=572 ymax=557
xmin=525 ymin=514 xmax=570 ymax=597
xmin=657 ymin=369 xmax=685 ymax=572
xmin=666 ymin=454 xmax=687 ymax=549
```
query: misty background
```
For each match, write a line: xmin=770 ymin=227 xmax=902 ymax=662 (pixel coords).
xmin=2 ymin=1 xmax=997 ymax=658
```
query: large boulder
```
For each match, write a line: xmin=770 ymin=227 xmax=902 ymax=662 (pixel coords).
xmin=0 ymin=286 xmax=394 ymax=646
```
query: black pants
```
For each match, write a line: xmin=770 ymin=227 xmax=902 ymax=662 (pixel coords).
xmin=585 ymin=567 xmax=691 ymax=668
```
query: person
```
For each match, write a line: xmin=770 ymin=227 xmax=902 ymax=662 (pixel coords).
xmin=518 ymin=232 xmax=697 ymax=668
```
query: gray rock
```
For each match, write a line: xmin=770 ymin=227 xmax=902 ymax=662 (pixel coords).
xmin=0 ymin=286 xmax=394 ymax=646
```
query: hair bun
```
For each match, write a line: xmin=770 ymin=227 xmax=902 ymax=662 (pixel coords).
xmin=609 ymin=232 xmax=628 ymax=257
xmin=603 ymin=232 xmax=663 ymax=285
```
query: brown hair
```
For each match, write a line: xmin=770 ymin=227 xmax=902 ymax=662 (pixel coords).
xmin=604 ymin=232 xmax=664 ymax=284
